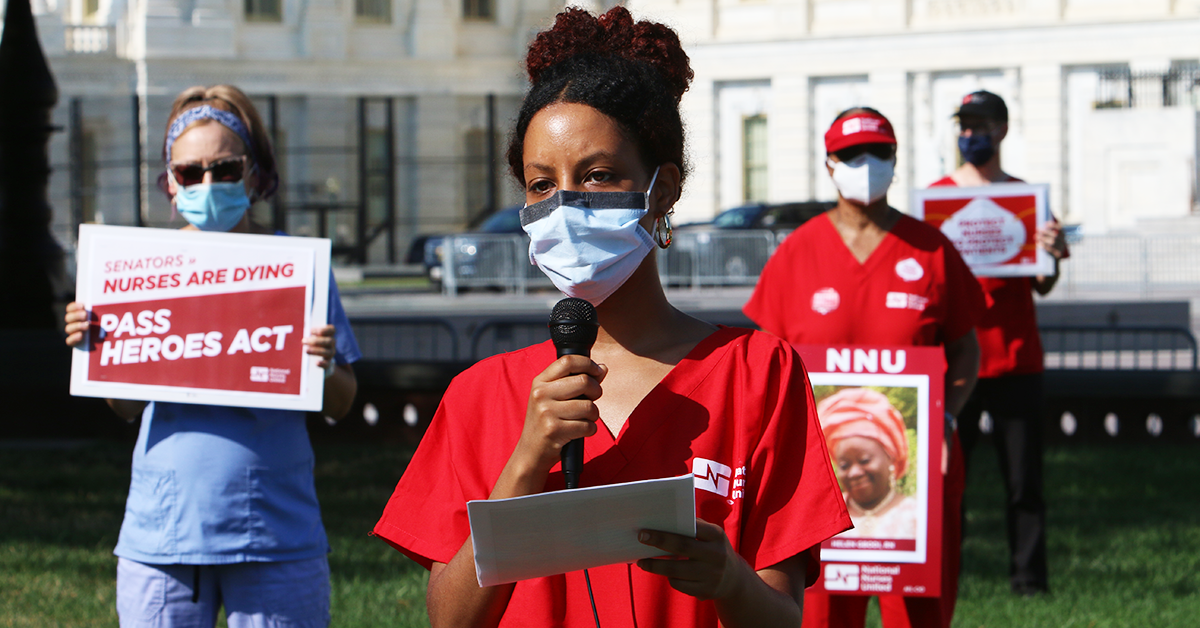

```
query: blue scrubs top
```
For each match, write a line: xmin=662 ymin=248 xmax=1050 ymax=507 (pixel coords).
xmin=114 ymin=278 xmax=361 ymax=565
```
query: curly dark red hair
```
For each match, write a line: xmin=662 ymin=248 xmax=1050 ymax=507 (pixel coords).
xmin=507 ymin=7 xmax=694 ymax=187
xmin=524 ymin=7 xmax=692 ymax=103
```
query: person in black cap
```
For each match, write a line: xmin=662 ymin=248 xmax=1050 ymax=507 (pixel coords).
xmin=929 ymin=90 xmax=1069 ymax=597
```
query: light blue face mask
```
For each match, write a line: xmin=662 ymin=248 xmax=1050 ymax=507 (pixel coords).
xmin=520 ymin=167 xmax=660 ymax=306
xmin=171 ymin=166 xmax=253 ymax=232
xmin=174 ymin=181 xmax=251 ymax=232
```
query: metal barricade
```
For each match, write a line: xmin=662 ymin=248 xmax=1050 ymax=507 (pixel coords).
xmin=1059 ymin=233 xmax=1200 ymax=296
xmin=1040 ymin=325 xmax=1198 ymax=371
xmin=658 ymin=229 xmax=777 ymax=288
xmin=442 ymin=234 xmax=525 ymax=294
xmin=350 ymin=317 xmax=459 ymax=362
xmin=469 ymin=319 xmax=550 ymax=361
xmin=442 ymin=234 xmax=553 ymax=295
xmin=1147 ymin=235 xmax=1200 ymax=285
xmin=436 ymin=230 xmax=1200 ymax=296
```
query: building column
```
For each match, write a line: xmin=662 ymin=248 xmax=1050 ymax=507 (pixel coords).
xmin=869 ymin=70 xmax=909 ymax=211
xmin=677 ymin=76 xmax=715 ymax=223
xmin=772 ymin=73 xmax=809 ymax=204
xmin=1021 ymin=63 xmax=1065 ymax=218
xmin=414 ymin=93 xmax=461 ymax=230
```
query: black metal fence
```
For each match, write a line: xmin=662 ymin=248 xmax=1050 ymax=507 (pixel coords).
xmin=52 ymin=93 xmax=516 ymax=267
xmin=1095 ymin=65 xmax=1200 ymax=109
xmin=342 ymin=315 xmax=1200 ymax=446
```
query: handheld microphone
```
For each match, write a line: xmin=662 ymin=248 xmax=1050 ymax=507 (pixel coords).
xmin=548 ymin=297 xmax=599 ymax=490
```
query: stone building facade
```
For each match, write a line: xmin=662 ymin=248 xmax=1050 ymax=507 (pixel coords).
xmin=626 ymin=0 xmax=1200 ymax=232
xmin=16 ymin=0 xmax=560 ymax=263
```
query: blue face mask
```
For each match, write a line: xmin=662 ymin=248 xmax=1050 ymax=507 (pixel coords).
xmin=520 ymin=167 xmax=660 ymax=306
xmin=958 ymin=134 xmax=995 ymax=166
xmin=175 ymin=182 xmax=251 ymax=232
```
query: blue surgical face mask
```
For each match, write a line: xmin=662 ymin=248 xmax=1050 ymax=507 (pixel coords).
xmin=520 ymin=167 xmax=660 ymax=306
xmin=958 ymin=133 xmax=996 ymax=166
xmin=173 ymin=180 xmax=251 ymax=232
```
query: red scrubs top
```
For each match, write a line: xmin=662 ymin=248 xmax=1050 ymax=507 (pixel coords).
xmin=374 ymin=326 xmax=851 ymax=628
xmin=744 ymin=213 xmax=985 ymax=348
xmin=929 ymin=176 xmax=1052 ymax=378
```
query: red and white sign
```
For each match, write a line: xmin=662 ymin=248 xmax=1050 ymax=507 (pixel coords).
xmin=911 ymin=182 xmax=1054 ymax=277
xmin=794 ymin=345 xmax=946 ymax=597
xmin=70 ymin=225 xmax=331 ymax=411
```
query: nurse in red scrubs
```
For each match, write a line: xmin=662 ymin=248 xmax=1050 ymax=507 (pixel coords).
xmin=744 ymin=107 xmax=986 ymax=628
xmin=374 ymin=7 xmax=850 ymax=628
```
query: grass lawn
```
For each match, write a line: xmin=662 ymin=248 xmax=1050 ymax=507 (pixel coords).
xmin=1 ymin=439 xmax=1197 ymax=627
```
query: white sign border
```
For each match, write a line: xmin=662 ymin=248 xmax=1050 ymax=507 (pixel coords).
xmin=911 ymin=182 xmax=1054 ymax=278
xmin=69 ymin=224 xmax=331 ymax=412
xmin=810 ymin=372 xmax=931 ymax=565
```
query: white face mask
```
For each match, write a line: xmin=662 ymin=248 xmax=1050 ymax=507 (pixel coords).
xmin=520 ymin=167 xmax=660 ymax=306
xmin=828 ymin=153 xmax=894 ymax=205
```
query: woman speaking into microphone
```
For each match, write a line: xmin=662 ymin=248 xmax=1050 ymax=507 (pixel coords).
xmin=374 ymin=7 xmax=850 ymax=627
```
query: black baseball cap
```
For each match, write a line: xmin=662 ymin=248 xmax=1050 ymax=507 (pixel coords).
xmin=954 ymin=91 xmax=1008 ymax=122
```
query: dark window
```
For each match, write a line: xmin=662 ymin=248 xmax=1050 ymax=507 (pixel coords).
xmin=356 ymin=0 xmax=391 ymax=23
xmin=742 ymin=114 xmax=768 ymax=203
xmin=463 ymin=0 xmax=493 ymax=20
xmin=245 ymin=0 xmax=281 ymax=22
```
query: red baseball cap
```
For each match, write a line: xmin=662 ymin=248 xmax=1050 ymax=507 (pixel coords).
xmin=824 ymin=112 xmax=897 ymax=154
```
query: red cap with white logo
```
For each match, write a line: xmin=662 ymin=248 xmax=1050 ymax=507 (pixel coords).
xmin=824 ymin=112 xmax=897 ymax=154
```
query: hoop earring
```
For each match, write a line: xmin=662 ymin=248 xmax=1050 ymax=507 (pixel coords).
xmin=654 ymin=210 xmax=673 ymax=249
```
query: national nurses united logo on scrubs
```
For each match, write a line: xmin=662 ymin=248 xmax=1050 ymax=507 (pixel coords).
xmin=895 ymin=258 xmax=924 ymax=282
xmin=812 ymin=287 xmax=840 ymax=315
xmin=693 ymin=458 xmax=733 ymax=497
xmin=886 ymin=291 xmax=930 ymax=312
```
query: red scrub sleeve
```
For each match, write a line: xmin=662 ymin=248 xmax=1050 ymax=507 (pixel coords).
xmin=743 ymin=236 xmax=802 ymax=342
xmin=939 ymin=239 xmax=986 ymax=343
xmin=372 ymin=394 xmax=474 ymax=569
xmin=737 ymin=339 xmax=852 ymax=586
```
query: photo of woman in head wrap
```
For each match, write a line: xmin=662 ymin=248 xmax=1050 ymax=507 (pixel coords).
xmin=817 ymin=387 xmax=919 ymax=540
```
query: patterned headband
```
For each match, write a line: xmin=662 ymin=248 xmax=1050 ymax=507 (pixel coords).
xmin=165 ymin=104 xmax=255 ymax=163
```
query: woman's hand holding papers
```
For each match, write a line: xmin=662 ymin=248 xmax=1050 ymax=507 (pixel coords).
xmin=637 ymin=519 xmax=807 ymax=627
xmin=636 ymin=520 xmax=745 ymax=600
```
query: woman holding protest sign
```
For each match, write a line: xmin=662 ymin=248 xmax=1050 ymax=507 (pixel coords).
xmin=373 ymin=7 xmax=850 ymax=627
xmin=63 ymin=84 xmax=360 ymax=628
xmin=744 ymin=107 xmax=985 ymax=628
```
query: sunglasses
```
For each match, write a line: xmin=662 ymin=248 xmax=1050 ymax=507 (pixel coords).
xmin=168 ymin=156 xmax=247 ymax=187
xmin=833 ymin=143 xmax=896 ymax=162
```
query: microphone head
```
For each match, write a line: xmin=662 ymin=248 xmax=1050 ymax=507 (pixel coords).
xmin=549 ymin=297 xmax=598 ymax=357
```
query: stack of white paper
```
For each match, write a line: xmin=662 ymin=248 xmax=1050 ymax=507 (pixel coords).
xmin=468 ymin=474 xmax=696 ymax=587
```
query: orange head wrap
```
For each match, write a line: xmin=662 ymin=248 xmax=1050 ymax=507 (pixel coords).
xmin=817 ymin=388 xmax=909 ymax=479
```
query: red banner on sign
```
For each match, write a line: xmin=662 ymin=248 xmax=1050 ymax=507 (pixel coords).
xmin=923 ymin=194 xmax=1040 ymax=266
xmin=87 ymin=287 xmax=307 ymax=395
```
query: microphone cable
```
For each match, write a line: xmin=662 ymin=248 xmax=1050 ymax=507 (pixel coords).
xmin=584 ymin=568 xmax=601 ymax=628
